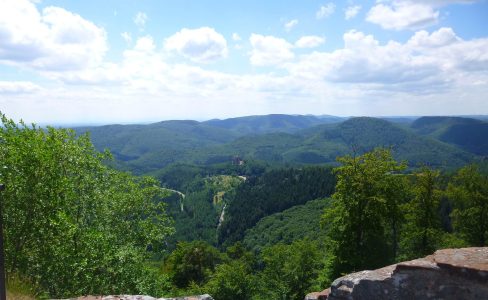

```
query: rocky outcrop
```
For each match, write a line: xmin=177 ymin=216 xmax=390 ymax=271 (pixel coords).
xmin=306 ymin=247 xmax=488 ymax=300
xmin=66 ymin=295 xmax=213 ymax=300
xmin=304 ymin=288 xmax=330 ymax=300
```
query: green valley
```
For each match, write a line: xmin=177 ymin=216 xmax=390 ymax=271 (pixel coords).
xmin=3 ymin=113 xmax=488 ymax=299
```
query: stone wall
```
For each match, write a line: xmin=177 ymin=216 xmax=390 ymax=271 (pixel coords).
xmin=305 ymin=247 xmax=488 ymax=300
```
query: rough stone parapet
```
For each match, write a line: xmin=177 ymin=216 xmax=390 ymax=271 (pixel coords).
xmin=307 ymin=247 xmax=488 ymax=300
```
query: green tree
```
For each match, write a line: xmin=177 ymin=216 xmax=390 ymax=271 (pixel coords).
xmin=400 ymin=167 xmax=443 ymax=259
xmin=0 ymin=115 xmax=173 ymax=297
xmin=163 ymin=240 xmax=223 ymax=288
xmin=322 ymin=148 xmax=407 ymax=277
xmin=205 ymin=260 xmax=256 ymax=300
xmin=258 ymin=240 xmax=323 ymax=300
xmin=447 ymin=164 xmax=488 ymax=246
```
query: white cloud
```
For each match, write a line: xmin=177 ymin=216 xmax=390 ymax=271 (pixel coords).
xmin=1 ymin=2 xmax=487 ymax=124
xmin=232 ymin=33 xmax=242 ymax=41
xmin=284 ymin=19 xmax=299 ymax=32
xmin=345 ymin=5 xmax=361 ymax=20
xmin=60 ymin=27 xmax=488 ymax=98
xmin=134 ymin=36 xmax=156 ymax=52
xmin=0 ymin=0 xmax=107 ymax=71
xmin=249 ymin=34 xmax=294 ymax=66
xmin=0 ymin=81 xmax=42 ymax=94
xmin=165 ymin=27 xmax=228 ymax=63
xmin=407 ymin=27 xmax=459 ymax=48
xmin=366 ymin=1 xmax=439 ymax=30
xmin=295 ymin=36 xmax=325 ymax=48
xmin=366 ymin=0 xmax=480 ymax=30
xmin=121 ymin=32 xmax=132 ymax=43
xmin=407 ymin=28 xmax=488 ymax=72
xmin=411 ymin=0 xmax=476 ymax=6
xmin=133 ymin=12 xmax=147 ymax=29
xmin=316 ymin=3 xmax=336 ymax=19
xmin=286 ymin=27 xmax=488 ymax=90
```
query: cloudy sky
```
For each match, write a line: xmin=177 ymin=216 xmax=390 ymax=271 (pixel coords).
xmin=0 ymin=0 xmax=487 ymax=124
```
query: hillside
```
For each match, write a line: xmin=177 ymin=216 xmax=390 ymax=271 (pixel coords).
xmin=218 ymin=167 xmax=336 ymax=247
xmin=74 ymin=114 xmax=344 ymax=173
xmin=311 ymin=117 xmax=474 ymax=167
xmin=75 ymin=120 xmax=238 ymax=160
xmin=411 ymin=116 xmax=483 ymax=136
xmin=204 ymin=114 xmax=344 ymax=135
xmin=213 ymin=117 xmax=475 ymax=168
xmin=411 ymin=116 xmax=488 ymax=155
xmin=73 ymin=115 xmax=482 ymax=175
xmin=243 ymin=198 xmax=330 ymax=252
xmin=162 ymin=175 xmax=244 ymax=247
xmin=440 ymin=123 xmax=488 ymax=155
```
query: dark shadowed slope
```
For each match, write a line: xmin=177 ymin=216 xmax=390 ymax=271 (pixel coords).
xmin=411 ymin=116 xmax=488 ymax=155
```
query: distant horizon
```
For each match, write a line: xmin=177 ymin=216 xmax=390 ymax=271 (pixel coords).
xmin=24 ymin=113 xmax=488 ymax=128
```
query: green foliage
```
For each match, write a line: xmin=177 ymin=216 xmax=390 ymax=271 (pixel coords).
xmin=161 ymin=175 xmax=245 ymax=247
xmin=447 ymin=164 xmax=488 ymax=246
xmin=160 ymin=238 xmax=325 ymax=300
xmin=0 ymin=115 xmax=173 ymax=297
xmin=153 ymin=161 xmax=267 ymax=193
xmin=205 ymin=260 xmax=257 ymax=300
xmin=155 ymin=164 xmax=208 ymax=191
xmin=205 ymin=114 xmax=342 ymax=136
xmin=412 ymin=116 xmax=488 ymax=155
xmin=400 ymin=167 xmax=444 ymax=260
xmin=243 ymin=198 xmax=330 ymax=252
xmin=219 ymin=167 xmax=335 ymax=247
xmin=76 ymin=115 xmax=342 ymax=174
xmin=257 ymin=240 xmax=323 ymax=300
xmin=209 ymin=117 xmax=474 ymax=168
xmin=157 ymin=153 xmax=488 ymax=299
xmin=335 ymin=117 xmax=474 ymax=168
xmin=7 ymin=272 xmax=46 ymax=300
xmin=440 ymin=123 xmax=488 ymax=155
xmin=170 ymin=189 xmax=220 ymax=245
xmin=77 ymin=116 xmax=478 ymax=177
xmin=322 ymin=148 xmax=408 ymax=276
xmin=411 ymin=116 xmax=481 ymax=136
xmin=225 ymin=242 xmax=254 ymax=263
xmin=321 ymin=147 xmax=488 ymax=284
xmin=163 ymin=241 xmax=224 ymax=288
xmin=75 ymin=120 xmax=240 ymax=174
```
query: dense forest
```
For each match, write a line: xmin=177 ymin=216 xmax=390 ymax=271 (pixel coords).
xmin=76 ymin=115 xmax=481 ymax=173
xmin=2 ymin=113 xmax=488 ymax=299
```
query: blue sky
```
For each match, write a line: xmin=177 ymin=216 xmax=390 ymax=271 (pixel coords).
xmin=0 ymin=0 xmax=487 ymax=124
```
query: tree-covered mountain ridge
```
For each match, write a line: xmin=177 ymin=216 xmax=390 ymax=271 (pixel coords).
xmin=74 ymin=114 xmax=487 ymax=174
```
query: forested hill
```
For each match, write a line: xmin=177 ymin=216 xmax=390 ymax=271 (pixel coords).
xmin=412 ymin=116 xmax=488 ymax=155
xmin=243 ymin=198 xmax=331 ymax=252
xmin=218 ymin=167 xmax=336 ymax=247
xmin=74 ymin=120 xmax=240 ymax=162
xmin=204 ymin=114 xmax=344 ymax=135
xmin=73 ymin=114 xmax=486 ymax=174
xmin=297 ymin=117 xmax=474 ymax=167
xmin=74 ymin=114 xmax=344 ymax=173
xmin=411 ymin=116 xmax=483 ymax=136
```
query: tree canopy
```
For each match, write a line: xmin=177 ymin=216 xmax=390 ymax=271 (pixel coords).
xmin=322 ymin=148 xmax=408 ymax=277
xmin=0 ymin=114 xmax=174 ymax=297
